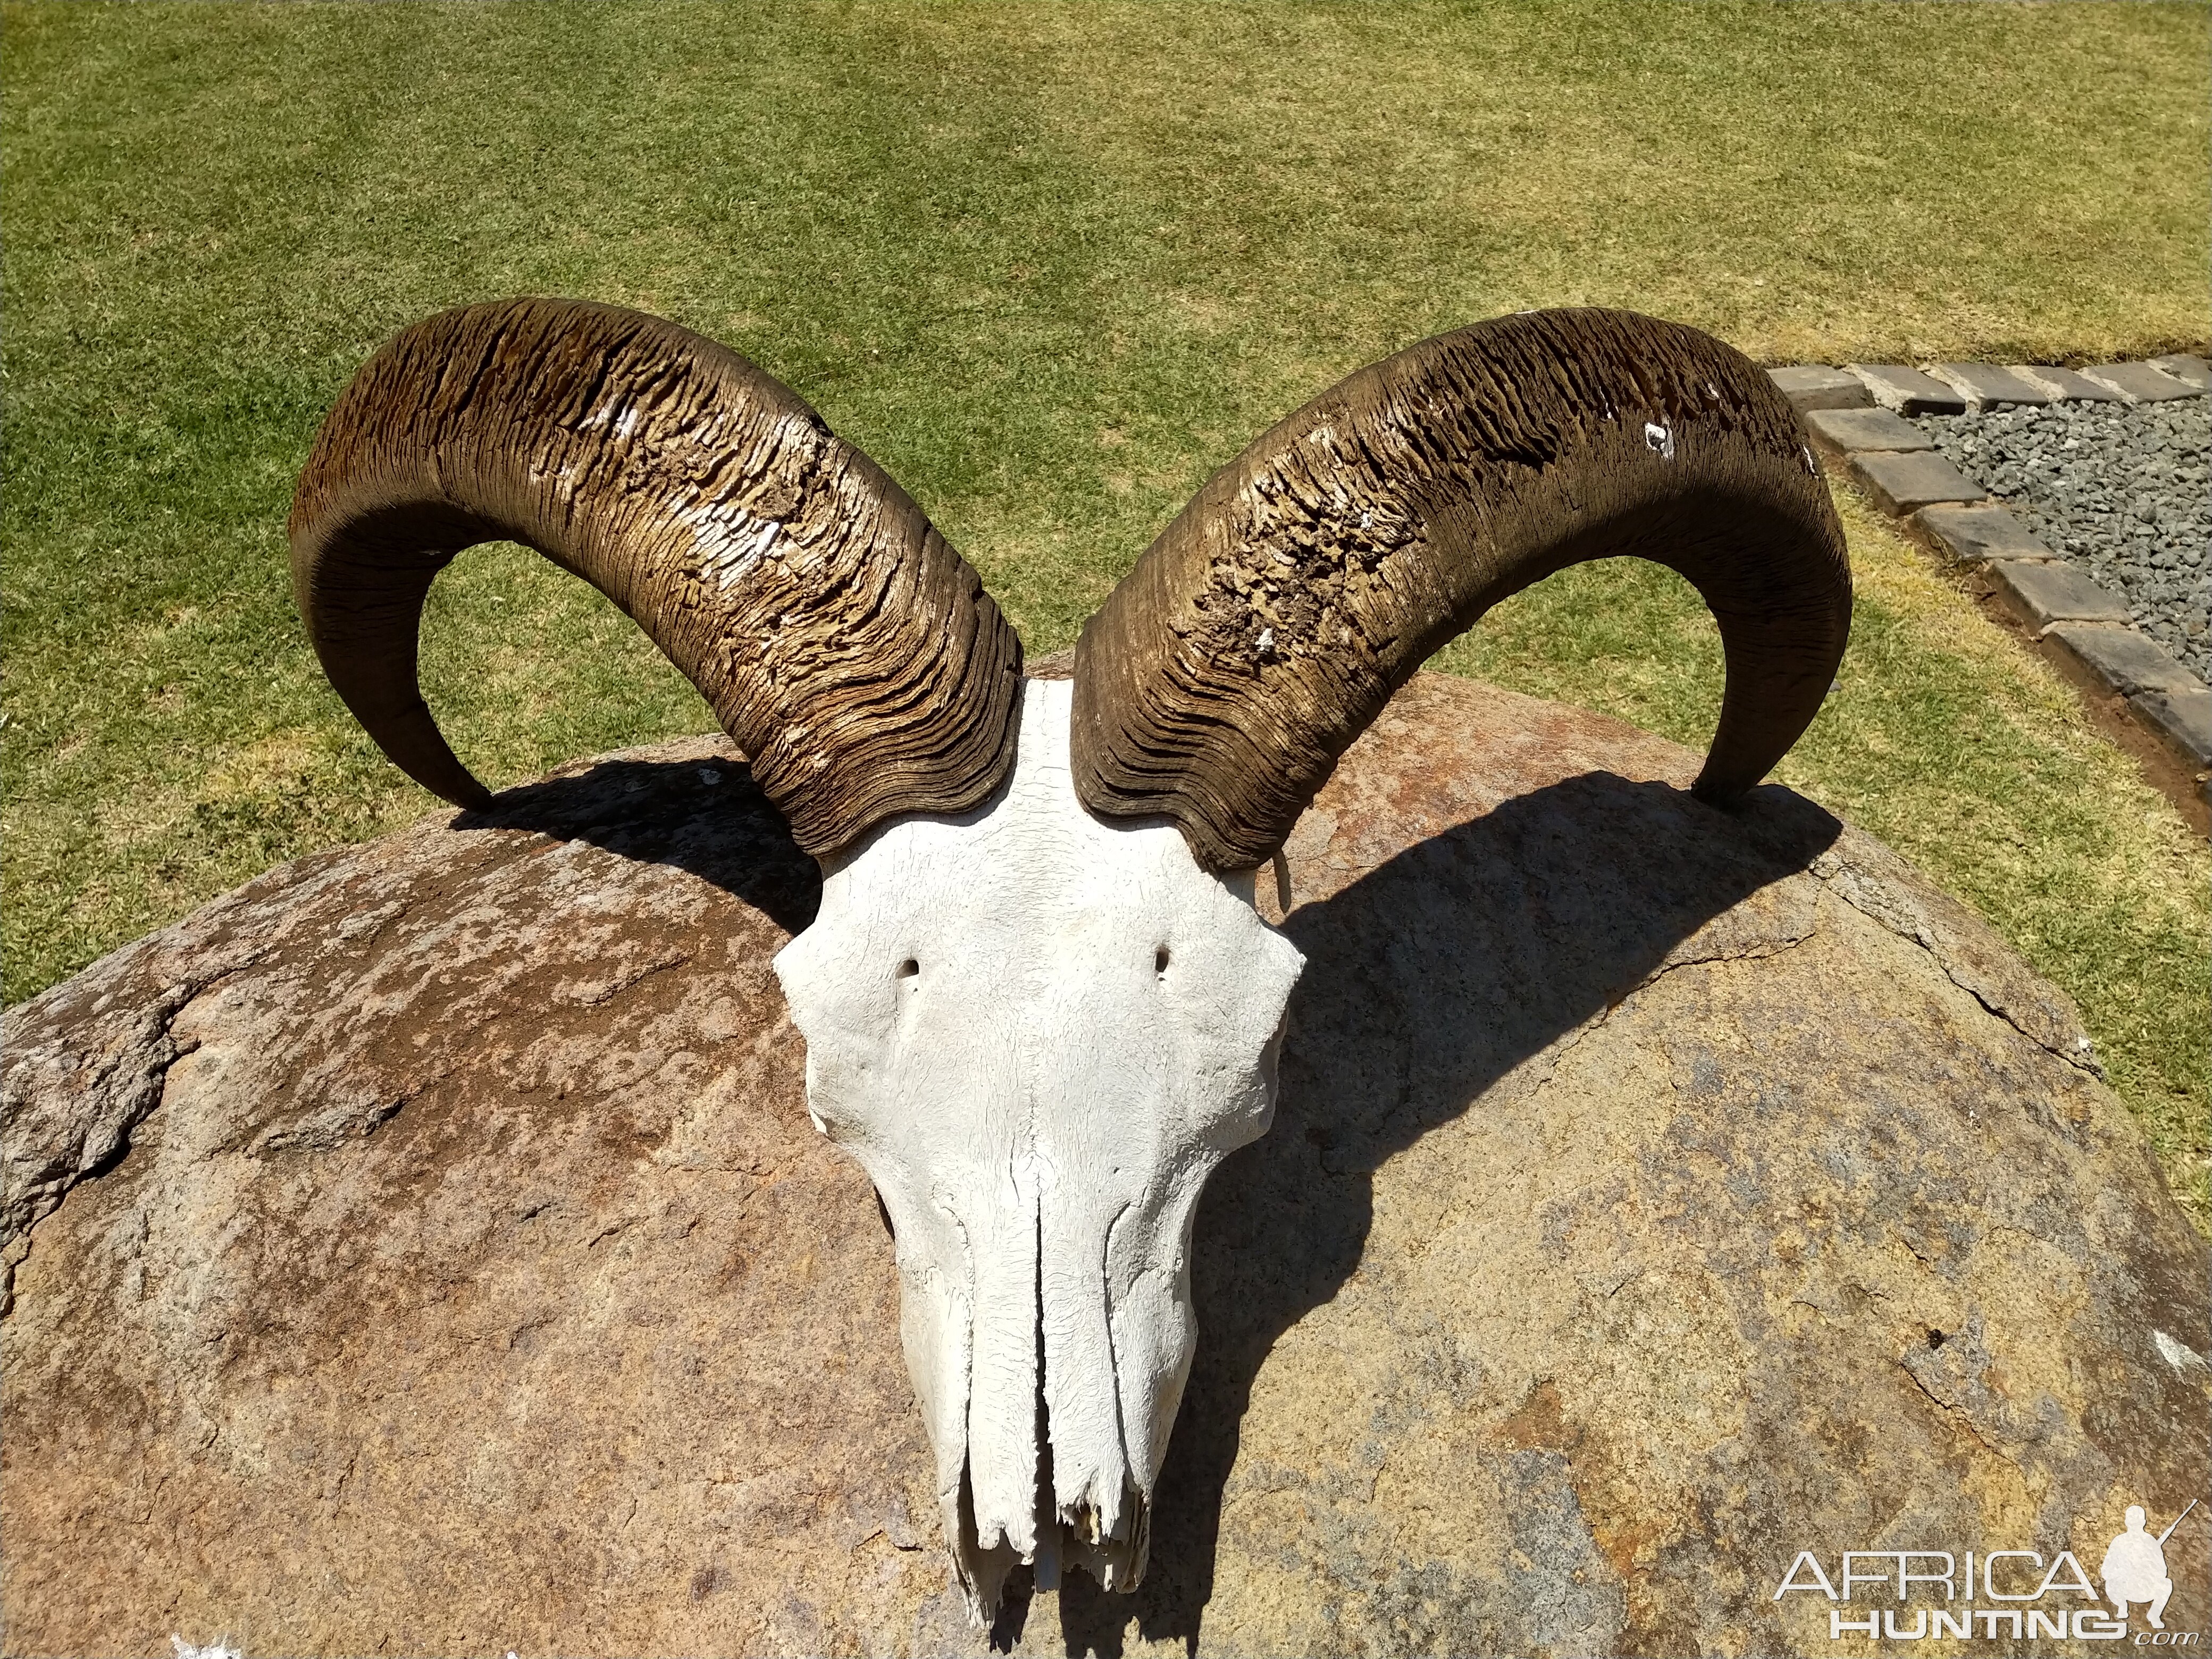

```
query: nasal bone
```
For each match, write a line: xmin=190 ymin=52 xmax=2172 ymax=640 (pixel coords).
xmin=954 ymin=1174 xmax=1142 ymax=1590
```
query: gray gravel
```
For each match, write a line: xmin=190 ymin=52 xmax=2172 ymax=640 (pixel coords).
xmin=1911 ymin=399 xmax=2209 ymax=680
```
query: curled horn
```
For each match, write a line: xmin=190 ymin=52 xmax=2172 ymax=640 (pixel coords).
xmin=1071 ymin=307 xmax=1851 ymax=870
xmin=291 ymin=297 xmax=1023 ymax=858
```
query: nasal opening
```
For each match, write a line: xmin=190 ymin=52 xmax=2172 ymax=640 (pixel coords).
xmin=947 ymin=1202 xmax=1155 ymax=1626
xmin=1031 ymin=1234 xmax=1061 ymax=1591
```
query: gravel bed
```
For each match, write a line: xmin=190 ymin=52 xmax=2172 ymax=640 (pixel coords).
xmin=1912 ymin=399 xmax=2209 ymax=681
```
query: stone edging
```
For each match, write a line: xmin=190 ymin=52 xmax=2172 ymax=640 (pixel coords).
xmin=1769 ymin=355 xmax=2212 ymax=832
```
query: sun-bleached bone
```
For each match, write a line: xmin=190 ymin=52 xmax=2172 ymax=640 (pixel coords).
xmin=291 ymin=303 xmax=1854 ymax=1624
xmin=773 ymin=677 xmax=1305 ymax=1619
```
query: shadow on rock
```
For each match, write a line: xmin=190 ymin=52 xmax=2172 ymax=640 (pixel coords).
xmin=1058 ymin=773 xmax=1841 ymax=1657
xmin=456 ymin=751 xmax=1840 ymax=1657
xmin=456 ymin=752 xmax=822 ymax=937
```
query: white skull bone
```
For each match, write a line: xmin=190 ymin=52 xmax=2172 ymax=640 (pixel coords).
xmin=772 ymin=676 xmax=1306 ymax=1619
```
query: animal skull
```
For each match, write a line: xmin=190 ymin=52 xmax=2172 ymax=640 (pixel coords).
xmin=773 ymin=677 xmax=1303 ymax=1612
xmin=290 ymin=299 xmax=1848 ymax=1620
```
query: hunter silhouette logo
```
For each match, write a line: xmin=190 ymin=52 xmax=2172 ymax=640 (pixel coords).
xmin=2104 ymin=1502 xmax=2196 ymax=1631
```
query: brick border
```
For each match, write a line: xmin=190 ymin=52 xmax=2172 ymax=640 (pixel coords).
xmin=1771 ymin=355 xmax=2212 ymax=834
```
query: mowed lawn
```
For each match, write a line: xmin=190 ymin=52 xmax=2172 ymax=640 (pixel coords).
xmin=4 ymin=2 xmax=2207 ymax=1218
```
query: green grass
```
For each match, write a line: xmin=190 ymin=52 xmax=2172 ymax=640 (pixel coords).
xmin=4 ymin=1 xmax=2207 ymax=1218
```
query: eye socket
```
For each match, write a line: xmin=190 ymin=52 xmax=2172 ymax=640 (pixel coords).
xmin=1154 ymin=945 xmax=1171 ymax=976
xmin=897 ymin=958 xmax=920 ymax=981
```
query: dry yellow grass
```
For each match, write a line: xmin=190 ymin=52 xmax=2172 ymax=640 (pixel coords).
xmin=5 ymin=1 xmax=2206 ymax=1218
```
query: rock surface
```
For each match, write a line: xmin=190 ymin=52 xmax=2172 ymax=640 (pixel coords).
xmin=5 ymin=674 xmax=2206 ymax=1657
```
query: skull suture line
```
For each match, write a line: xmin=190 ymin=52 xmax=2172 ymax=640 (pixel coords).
xmin=774 ymin=677 xmax=1303 ymax=1611
xmin=291 ymin=299 xmax=1849 ymax=1620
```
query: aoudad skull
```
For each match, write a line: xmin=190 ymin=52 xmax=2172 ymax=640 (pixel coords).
xmin=772 ymin=676 xmax=1306 ymax=1619
xmin=291 ymin=298 xmax=1852 ymax=1629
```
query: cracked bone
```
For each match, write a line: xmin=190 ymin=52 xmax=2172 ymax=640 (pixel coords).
xmin=772 ymin=677 xmax=1305 ymax=1617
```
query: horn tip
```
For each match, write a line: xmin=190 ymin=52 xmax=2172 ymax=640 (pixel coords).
xmin=1690 ymin=772 xmax=1755 ymax=811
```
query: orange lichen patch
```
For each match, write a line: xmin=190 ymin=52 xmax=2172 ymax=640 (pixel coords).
xmin=1490 ymin=1378 xmax=1573 ymax=1453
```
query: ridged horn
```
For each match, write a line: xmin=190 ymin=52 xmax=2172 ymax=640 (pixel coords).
xmin=1071 ymin=308 xmax=1851 ymax=870
xmin=290 ymin=297 xmax=1023 ymax=859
